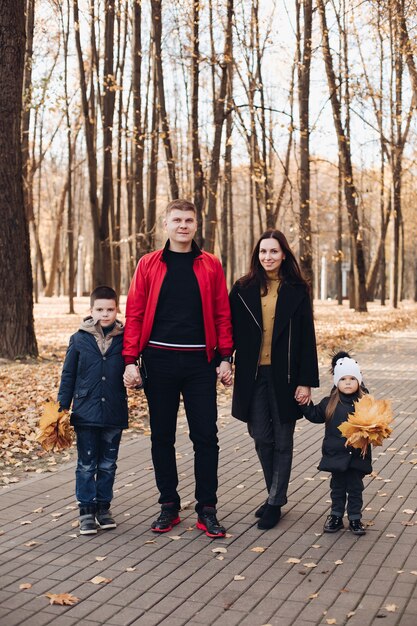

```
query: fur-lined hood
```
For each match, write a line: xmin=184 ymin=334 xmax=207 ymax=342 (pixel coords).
xmin=80 ymin=316 xmax=124 ymax=355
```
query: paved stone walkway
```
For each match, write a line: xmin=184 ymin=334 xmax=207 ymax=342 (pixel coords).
xmin=1 ymin=329 xmax=416 ymax=626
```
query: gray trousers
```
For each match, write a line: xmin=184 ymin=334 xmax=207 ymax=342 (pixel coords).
xmin=247 ymin=366 xmax=295 ymax=507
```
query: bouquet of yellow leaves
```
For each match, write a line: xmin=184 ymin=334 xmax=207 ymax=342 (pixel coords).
xmin=338 ymin=394 xmax=393 ymax=457
xmin=36 ymin=400 xmax=74 ymax=452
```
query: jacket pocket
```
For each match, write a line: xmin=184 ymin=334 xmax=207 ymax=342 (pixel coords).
xmin=74 ymin=388 xmax=89 ymax=400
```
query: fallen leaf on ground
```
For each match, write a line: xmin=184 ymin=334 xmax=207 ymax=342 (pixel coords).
xmin=311 ymin=544 xmax=321 ymax=549
xmin=410 ymin=571 xmax=417 ymax=576
xmin=212 ymin=547 xmax=227 ymax=554
xmin=180 ymin=501 xmax=191 ymax=511
xmin=334 ymin=560 xmax=343 ymax=565
xmin=347 ymin=612 xmax=355 ymax=618
xmin=233 ymin=575 xmax=245 ymax=581
xmin=402 ymin=509 xmax=414 ymax=514
xmin=385 ymin=604 xmax=398 ymax=612
xmin=20 ymin=521 xmax=32 ymax=525
xmin=126 ymin=567 xmax=136 ymax=572
xmin=32 ymin=507 xmax=43 ymax=513
xmin=45 ymin=592 xmax=79 ymax=606
xmin=90 ymin=576 xmax=112 ymax=585
xmin=95 ymin=556 xmax=106 ymax=561
xmin=286 ymin=558 xmax=301 ymax=564
xmin=386 ymin=534 xmax=396 ymax=538
xmin=216 ymin=555 xmax=224 ymax=560
xmin=326 ymin=619 xmax=337 ymax=624
xmin=309 ymin=592 xmax=319 ymax=599
xmin=19 ymin=583 xmax=32 ymax=590
xmin=251 ymin=547 xmax=266 ymax=553
xmin=24 ymin=541 xmax=39 ymax=547
xmin=303 ymin=562 xmax=317 ymax=568
xmin=168 ymin=535 xmax=182 ymax=540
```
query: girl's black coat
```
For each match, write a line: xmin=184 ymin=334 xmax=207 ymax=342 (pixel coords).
xmin=301 ymin=391 xmax=372 ymax=474
xmin=229 ymin=280 xmax=319 ymax=423
xmin=58 ymin=331 xmax=128 ymax=429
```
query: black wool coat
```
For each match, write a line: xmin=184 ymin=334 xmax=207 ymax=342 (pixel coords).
xmin=301 ymin=390 xmax=372 ymax=474
xmin=229 ymin=280 xmax=319 ymax=423
xmin=58 ymin=329 xmax=128 ymax=430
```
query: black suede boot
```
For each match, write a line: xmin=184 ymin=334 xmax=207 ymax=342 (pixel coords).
xmin=257 ymin=504 xmax=281 ymax=530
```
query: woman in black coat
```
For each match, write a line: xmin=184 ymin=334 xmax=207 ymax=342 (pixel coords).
xmin=230 ymin=230 xmax=319 ymax=529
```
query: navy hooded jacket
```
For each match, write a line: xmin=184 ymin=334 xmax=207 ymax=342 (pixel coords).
xmin=58 ymin=318 xmax=128 ymax=429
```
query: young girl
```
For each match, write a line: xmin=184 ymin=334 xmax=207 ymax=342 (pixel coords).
xmin=299 ymin=351 xmax=371 ymax=535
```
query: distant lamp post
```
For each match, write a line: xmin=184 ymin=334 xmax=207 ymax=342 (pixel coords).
xmin=77 ymin=235 xmax=84 ymax=297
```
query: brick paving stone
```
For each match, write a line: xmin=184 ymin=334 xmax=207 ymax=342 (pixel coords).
xmin=1 ymin=329 xmax=417 ymax=626
xmin=104 ymin=606 xmax=146 ymax=625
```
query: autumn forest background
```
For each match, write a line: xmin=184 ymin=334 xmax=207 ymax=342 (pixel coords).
xmin=1 ymin=0 xmax=417 ymax=361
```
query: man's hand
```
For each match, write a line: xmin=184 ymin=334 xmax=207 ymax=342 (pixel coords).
xmin=123 ymin=364 xmax=142 ymax=389
xmin=295 ymin=385 xmax=311 ymax=405
xmin=216 ymin=361 xmax=233 ymax=387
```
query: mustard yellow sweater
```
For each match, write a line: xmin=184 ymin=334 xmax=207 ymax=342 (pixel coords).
xmin=259 ymin=275 xmax=280 ymax=365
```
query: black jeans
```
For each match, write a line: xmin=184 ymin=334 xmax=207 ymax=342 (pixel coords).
xmin=75 ymin=426 xmax=122 ymax=508
xmin=247 ymin=366 xmax=295 ymax=507
xmin=330 ymin=469 xmax=365 ymax=520
xmin=142 ymin=348 xmax=219 ymax=512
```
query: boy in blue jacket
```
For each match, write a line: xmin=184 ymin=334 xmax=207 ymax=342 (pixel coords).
xmin=58 ymin=286 xmax=128 ymax=535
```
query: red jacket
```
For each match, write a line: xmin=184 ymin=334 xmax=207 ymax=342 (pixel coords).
xmin=123 ymin=242 xmax=233 ymax=363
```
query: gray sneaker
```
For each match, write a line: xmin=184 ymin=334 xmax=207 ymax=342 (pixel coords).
xmin=96 ymin=507 xmax=117 ymax=530
xmin=79 ymin=507 xmax=97 ymax=535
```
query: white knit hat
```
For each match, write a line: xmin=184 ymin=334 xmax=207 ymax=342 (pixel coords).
xmin=333 ymin=357 xmax=362 ymax=386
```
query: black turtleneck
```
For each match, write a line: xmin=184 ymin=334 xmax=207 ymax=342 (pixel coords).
xmin=149 ymin=249 xmax=205 ymax=349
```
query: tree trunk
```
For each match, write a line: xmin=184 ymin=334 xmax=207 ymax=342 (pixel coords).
xmin=0 ymin=0 xmax=38 ymax=358
xmin=100 ymin=0 xmax=116 ymax=286
xmin=317 ymin=0 xmax=367 ymax=311
xmin=204 ymin=0 xmax=234 ymax=253
xmin=151 ymin=0 xmax=179 ymax=200
xmin=45 ymin=179 xmax=69 ymax=297
xmin=73 ymin=0 xmax=102 ymax=285
xmin=297 ymin=0 xmax=313 ymax=290
xmin=132 ymin=0 xmax=145 ymax=258
xmin=191 ymin=0 xmax=205 ymax=246
xmin=147 ymin=47 xmax=159 ymax=253
xmin=63 ymin=0 xmax=74 ymax=312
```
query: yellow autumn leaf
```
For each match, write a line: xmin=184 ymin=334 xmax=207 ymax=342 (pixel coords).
xmin=19 ymin=583 xmax=32 ymax=590
xmin=385 ymin=604 xmax=398 ymax=612
xmin=251 ymin=547 xmax=266 ymax=553
xmin=45 ymin=592 xmax=79 ymax=606
xmin=36 ymin=401 xmax=73 ymax=452
xmin=90 ymin=576 xmax=112 ymax=585
xmin=212 ymin=547 xmax=227 ymax=554
xmin=286 ymin=557 xmax=301 ymax=564
xmin=338 ymin=395 xmax=393 ymax=457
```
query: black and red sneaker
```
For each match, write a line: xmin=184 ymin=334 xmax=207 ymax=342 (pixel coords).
xmin=151 ymin=505 xmax=180 ymax=533
xmin=196 ymin=506 xmax=226 ymax=538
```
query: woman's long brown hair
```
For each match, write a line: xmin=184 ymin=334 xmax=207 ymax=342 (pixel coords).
xmin=238 ymin=230 xmax=308 ymax=296
xmin=325 ymin=386 xmax=364 ymax=421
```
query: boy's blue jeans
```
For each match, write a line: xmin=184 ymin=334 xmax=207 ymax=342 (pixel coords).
xmin=75 ymin=426 xmax=122 ymax=508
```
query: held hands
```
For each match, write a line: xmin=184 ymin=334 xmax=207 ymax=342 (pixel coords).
xmin=216 ymin=361 xmax=233 ymax=387
xmin=123 ymin=364 xmax=142 ymax=389
xmin=295 ymin=385 xmax=311 ymax=405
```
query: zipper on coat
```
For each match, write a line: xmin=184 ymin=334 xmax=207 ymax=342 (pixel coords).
xmin=287 ymin=318 xmax=292 ymax=383
xmin=237 ymin=292 xmax=263 ymax=380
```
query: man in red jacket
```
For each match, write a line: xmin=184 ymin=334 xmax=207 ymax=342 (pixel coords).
xmin=123 ymin=199 xmax=233 ymax=537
